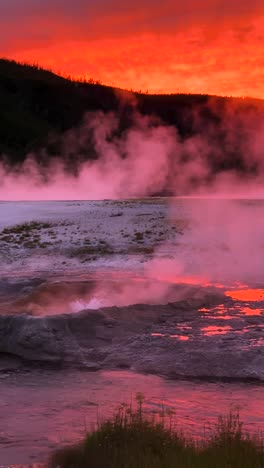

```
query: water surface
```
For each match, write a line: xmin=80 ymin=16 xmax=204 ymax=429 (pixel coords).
xmin=0 ymin=369 xmax=263 ymax=465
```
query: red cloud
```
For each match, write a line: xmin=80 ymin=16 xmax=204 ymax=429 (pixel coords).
xmin=1 ymin=1 xmax=264 ymax=97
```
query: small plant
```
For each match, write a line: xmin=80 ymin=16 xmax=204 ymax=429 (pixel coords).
xmin=128 ymin=246 xmax=155 ymax=255
xmin=69 ymin=242 xmax=114 ymax=258
xmin=134 ymin=232 xmax=144 ymax=242
xmin=1 ymin=221 xmax=53 ymax=235
xmin=0 ymin=234 xmax=14 ymax=243
xmin=0 ymin=221 xmax=59 ymax=249
xmin=110 ymin=212 xmax=123 ymax=217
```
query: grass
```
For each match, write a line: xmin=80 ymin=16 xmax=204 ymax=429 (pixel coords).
xmin=134 ymin=232 xmax=144 ymax=242
xmin=0 ymin=221 xmax=56 ymax=249
xmin=50 ymin=395 xmax=263 ymax=468
xmin=1 ymin=221 xmax=53 ymax=236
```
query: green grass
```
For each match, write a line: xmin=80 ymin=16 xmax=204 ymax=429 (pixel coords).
xmin=50 ymin=395 xmax=263 ymax=468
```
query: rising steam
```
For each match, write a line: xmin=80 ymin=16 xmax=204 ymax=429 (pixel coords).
xmin=0 ymin=112 xmax=177 ymax=200
xmin=1 ymin=100 xmax=264 ymax=291
xmin=1 ymin=102 xmax=264 ymax=200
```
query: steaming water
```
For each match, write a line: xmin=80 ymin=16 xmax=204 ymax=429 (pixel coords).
xmin=70 ymin=296 xmax=110 ymax=312
xmin=0 ymin=199 xmax=264 ymax=464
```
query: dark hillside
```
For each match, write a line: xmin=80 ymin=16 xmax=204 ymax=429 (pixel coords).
xmin=1 ymin=58 xmax=264 ymax=178
xmin=139 ymin=93 xmax=264 ymax=173
xmin=0 ymin=59 xmax=119 ymax=161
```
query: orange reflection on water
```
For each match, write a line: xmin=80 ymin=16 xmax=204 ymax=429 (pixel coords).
xmin=170 ymin=335 xmax=189 ymax=341
xmin=153 ymin=274 xmax=225 ymax=289
xmin=202 ymin=326 xmax=232 ymax=336
xmin=151 ymin=333 xmax=189 ymax=341
xmin=226 ymin=289 xmax=264 ymax=301
xmin=241 ymin=338 xmax=264 ymax=350
xmin=241 ymin=307 xmax=262 ymax=316
xmin=198 ymin=305 xmax=233 ymax=320
xmin=208 ymin=315 xmax=233 ymax=320
xmin=199 ymin=307 xmax=210 ymax=313
xmin=199 ymin=303 xmax=263 ymax=317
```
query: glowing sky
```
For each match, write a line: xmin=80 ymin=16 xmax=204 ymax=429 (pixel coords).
xmin=1 ymin=0 xmax=264 ymax=97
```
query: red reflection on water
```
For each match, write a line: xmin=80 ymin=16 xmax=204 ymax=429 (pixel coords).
xmin=202 ymin=326 xmax=232 ymax=336
xmin=226 ymin=288 xmax=264 ymax=301
xmin=241 ymin=338 xmax=264 ymax=350
xmin=170 ymin=335 xmax=189 ymax=341
xmin=198 ymin=305 xmax=233 ymax=320
xmin=208 ymin=315 xmax=233 ymax=320
xmin=199 ymin=303 xmax=263 ymax=317
xmin=151 ymin=333 xmax=189 ymax=341
xmin=153 ymin=274 xmax=225 ymax=288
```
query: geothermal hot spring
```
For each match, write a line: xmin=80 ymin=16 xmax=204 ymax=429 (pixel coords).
xmin=0 ymin=198 xmax=263 ymax=465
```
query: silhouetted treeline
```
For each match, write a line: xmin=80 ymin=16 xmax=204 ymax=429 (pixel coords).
xmin=1 ymin=58 xmax=264 ymax=178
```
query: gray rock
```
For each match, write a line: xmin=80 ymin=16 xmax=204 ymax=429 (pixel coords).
xmin=0 ymin=296 xmax=263 ymax=381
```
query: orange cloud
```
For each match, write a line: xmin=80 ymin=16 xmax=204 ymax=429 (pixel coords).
xmin=1 ymin=1 xmax=264 ymax=97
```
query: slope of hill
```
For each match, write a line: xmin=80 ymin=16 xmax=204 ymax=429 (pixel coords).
xmin=0 ymin=58 xmax=264 ymax=177
xmin=0 ymin=59 xmax=120 ymax=161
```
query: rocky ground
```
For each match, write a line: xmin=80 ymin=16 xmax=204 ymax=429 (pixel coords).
xmin=0 ymin=288 xmax=263 ymax=381
xmin=0 ymin=200 xmax=263 ymax=381
xmin=0 ymin=199 xmax=183 ymax=277
xmin=0 ymin=200 xmax=264 ymax=466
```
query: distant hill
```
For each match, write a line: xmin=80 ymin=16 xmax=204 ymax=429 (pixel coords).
xmin=1 ymin=58 xmax=264 ymax=176
xmin=0 ymin=59 xmax=121 ymax=161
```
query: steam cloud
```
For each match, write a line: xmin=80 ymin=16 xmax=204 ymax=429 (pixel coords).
xmin=1 ymin=103 xmax=264 ymax=200
xmin=147 ymin=199 xmax=264 ymax=285
xmin=0 ymin=112 xmax=176 ymax=200
xmin=1 ymin=102 xmax=264 ymax=290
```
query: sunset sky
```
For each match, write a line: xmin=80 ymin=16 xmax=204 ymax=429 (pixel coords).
xmin=1 ymin=0 xmax=264 ymax=98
